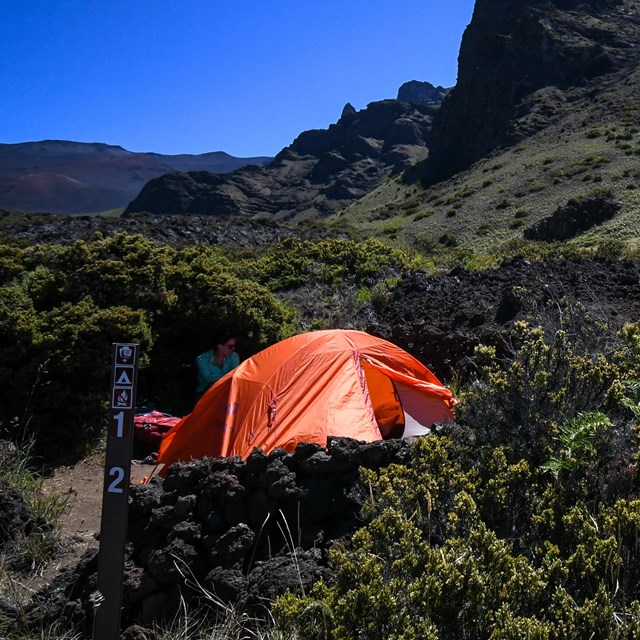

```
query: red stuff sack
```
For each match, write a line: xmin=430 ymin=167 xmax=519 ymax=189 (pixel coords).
xmin=134 ymin=410 xmax=181 ymax=450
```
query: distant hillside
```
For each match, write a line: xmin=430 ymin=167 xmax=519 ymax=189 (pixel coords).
xmin=124 ymin=82 xmax=448 ymax=220
xmin=0 ymin=140 xmax=272 ymax=214
xmin=338 ymin=0 xmax=640 ymax=255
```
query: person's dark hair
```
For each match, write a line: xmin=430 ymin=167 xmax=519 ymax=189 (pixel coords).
xmin=214 ymin=332 xmax=236 ymax=348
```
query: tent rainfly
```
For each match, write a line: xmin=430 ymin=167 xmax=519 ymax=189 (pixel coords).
xmin=158 ymin=329 xmax=456 ymax=469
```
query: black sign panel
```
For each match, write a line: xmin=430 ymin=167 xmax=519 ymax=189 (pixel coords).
xmin=94 ymin=343 xmax=139 ymax=640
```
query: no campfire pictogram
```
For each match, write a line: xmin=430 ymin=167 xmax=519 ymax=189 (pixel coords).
xmin=112 ymin=386 xmax=133 ymax=409
xmin=97 ymin=342 xmax=139 ymax=640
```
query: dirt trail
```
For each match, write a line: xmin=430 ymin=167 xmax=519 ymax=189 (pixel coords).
xmin=36 ymin=456 xmax=157 ymax=588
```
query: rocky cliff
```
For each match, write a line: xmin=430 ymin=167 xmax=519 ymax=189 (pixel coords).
xmin=415 ymin=0 xmax=638 ymax=185
xmin=124 ymin=82 xmax=447 ymax=220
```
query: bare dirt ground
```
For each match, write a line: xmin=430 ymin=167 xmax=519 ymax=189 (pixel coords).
xmin=36 ymin=456 xmax=157 ymax=589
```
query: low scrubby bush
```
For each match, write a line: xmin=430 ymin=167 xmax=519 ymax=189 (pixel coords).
xmin=275 ymin=315 xmax=640 ymax=639
xmin=458 ymin=316 xmax=640 ymax=463
xmin=237 ymin=237 xmax=409 ymax=290
xmin=0 ymin=234 xmax=296 ymax=458
xmin=0 ymin=232 xmax=412 ymax=459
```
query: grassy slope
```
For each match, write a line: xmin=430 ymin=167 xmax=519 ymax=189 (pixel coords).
xmin=334 ymin=66 xmax=640 ymax=258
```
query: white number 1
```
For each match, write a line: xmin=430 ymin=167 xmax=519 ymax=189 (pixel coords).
xmin=113 ymin=411 xmax=124 ymax=437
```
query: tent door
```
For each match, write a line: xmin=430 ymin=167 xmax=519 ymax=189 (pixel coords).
xmin=361 ymin=360 xmax=404 ymax=438
xmin=394 ymin=381 xmax=454 ymax=437
xmin=362 ymin=359 xmax=444 ymax=439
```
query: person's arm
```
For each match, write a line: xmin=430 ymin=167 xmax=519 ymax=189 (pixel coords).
xmin=219 ymin=351 xmax=240 ymax=377
xmin=196 ymin=352 xmax=220 ymax=392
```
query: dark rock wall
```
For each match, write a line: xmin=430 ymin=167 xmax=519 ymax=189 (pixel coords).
xmin=124 ymin=438 xmax=414 ymax=623
xmin=416 ymin=0 xmax=635 ymax=184
xmin=16 ymin=438 xmax=416 ymax=634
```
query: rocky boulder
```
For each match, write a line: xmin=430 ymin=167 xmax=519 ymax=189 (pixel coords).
xmin=0 ymin=480 xmax=33 ymax=551
xmin=524 ymin=192 xmax=621 ymax=241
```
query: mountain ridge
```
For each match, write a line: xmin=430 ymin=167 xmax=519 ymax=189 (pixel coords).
xmin=336 ymin=0 xmax=640 ymax=257
xmin=0 ymin=140 xmax=272 ymax=214
xmin=123 ymin=82 xmax=448 ymax=219
xmin=414 ymin=0 xmax=639 ymax=186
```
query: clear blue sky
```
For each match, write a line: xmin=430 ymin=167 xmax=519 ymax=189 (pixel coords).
xmin=1 ymin=1 xmax=475 ymax=157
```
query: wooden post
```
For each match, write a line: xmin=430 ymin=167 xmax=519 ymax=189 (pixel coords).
xmin=93 ymin=343 xmax=138 ymax=640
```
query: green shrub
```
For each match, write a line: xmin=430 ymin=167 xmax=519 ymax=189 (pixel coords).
xmin=0 ymin=234 xmax=298 ymax=456
xmin=275 ymin=432 xmax=640 ymax=638
xmin=0 ymin=232 xmax=418 ymax=457
xmin=457 ymin=317 xmax=640 ymax=463
xmin=438 ymin=234 xmax=458 ymax=248
xmin=412 ymin=210 xmax=434 ymax=221
xmin=238 ymin=238 xmax=409 ymax=290
xmin=0 ymin=295 xmax=153 ymax=456
xmin=541 ymin=411 xmax=612 ymax=478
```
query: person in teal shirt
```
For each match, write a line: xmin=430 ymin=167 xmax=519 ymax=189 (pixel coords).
xmin=195 ymin=334 xmax=240 ymax=396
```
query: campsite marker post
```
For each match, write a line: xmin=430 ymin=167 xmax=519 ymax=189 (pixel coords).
xmin=94 ymin=343 xmax=139 ymax=640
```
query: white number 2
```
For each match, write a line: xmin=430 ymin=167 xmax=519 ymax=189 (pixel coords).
xmin=107 ymin=466 xmax=125 ymax=493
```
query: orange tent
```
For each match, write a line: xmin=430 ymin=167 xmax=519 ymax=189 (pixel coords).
xmin=158 ymin=329 xmax=456 ymax=469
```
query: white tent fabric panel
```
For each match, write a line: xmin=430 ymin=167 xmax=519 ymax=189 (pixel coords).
xmin=394 ymin=381 xmax=450 ymax=438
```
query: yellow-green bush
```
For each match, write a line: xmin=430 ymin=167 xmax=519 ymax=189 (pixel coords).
xmin=457 ymin=317 xmax=640 ymax=464
xmin=237 ymin=237 xmax=409 ymax=290
xmin=275 ymin=317 xmax=640 ymax=639
xmin=276 ymin=434 xmax=640 ymax=638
